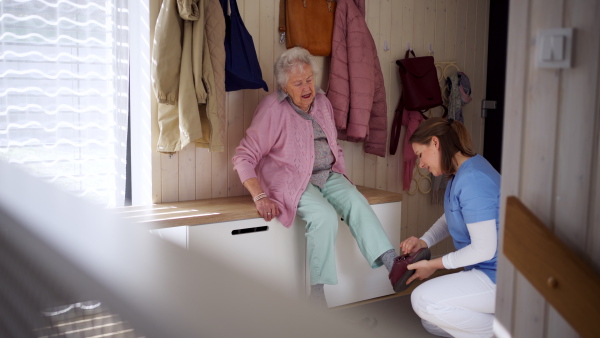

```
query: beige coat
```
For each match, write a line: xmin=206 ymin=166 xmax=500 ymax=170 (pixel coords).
xmin=152 ymin=0 xmax=225 ymax=153
xmin=195 ymin=0 xmax=226 ymax=151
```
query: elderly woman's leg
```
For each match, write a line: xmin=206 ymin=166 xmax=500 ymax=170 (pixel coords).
xmin=296 ymin=182 xmax=342 ymax=306
xmin=320 ymin=173 xmax=396 ymax=269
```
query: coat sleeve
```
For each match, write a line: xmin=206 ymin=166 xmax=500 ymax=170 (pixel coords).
xmin=197 ymin=0 xmax=227 ymax=152
xmin=151 ymin=0 xmax=183 ymax=105
xmin=364 ymin=50 xmax=388 ymax=157
xmin=326 ymin=2 xmax=350 ymax=133
xmin=190 ymin=0 xmax=207 ymax=104
xmin=344 ymin=14 xmax=374 ymax=142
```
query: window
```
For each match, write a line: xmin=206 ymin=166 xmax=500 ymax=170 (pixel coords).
xmin=0 ymin=0 xmax=130 ymax=207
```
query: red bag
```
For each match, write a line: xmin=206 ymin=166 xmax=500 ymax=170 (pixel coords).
xmin=389 ymin=50 xmax=446 ymax=155
xmin=397 ymin=50 xmax=442 ymax=111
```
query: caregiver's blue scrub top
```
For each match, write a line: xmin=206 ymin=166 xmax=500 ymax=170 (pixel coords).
xmin=444 ymin=154 xmax=501 ymax=283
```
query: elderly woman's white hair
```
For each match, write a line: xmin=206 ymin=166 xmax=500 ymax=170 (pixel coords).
xmin=274 ymin=47 xmax=320 ymax=89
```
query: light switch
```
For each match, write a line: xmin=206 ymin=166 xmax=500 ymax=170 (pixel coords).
xmin=540 ymin=36 xmax=554 ymax=61
xmin=552 ymin=35 xmax=565 ymax=60
xmin=541 ymin=35 xmax=564 ymax=61
xmin=536 ymin=28 xmax=574 ymax=68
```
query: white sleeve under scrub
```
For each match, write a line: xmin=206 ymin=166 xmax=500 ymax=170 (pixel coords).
xmin=420 ymin=214 xmax=451 ymax=248
xmin=441 ymin=219 xmax=497 ymax=269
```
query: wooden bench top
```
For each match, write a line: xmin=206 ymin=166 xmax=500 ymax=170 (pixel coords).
xmin=115 ymin=186 xmax=402 ymax=230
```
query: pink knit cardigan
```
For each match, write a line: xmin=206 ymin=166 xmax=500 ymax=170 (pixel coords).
xmin=232 ymin=92 xmax=347 ymax=228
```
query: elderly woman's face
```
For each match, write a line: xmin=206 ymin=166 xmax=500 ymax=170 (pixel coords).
xmin=282 ymin=63 xmax=316 ymax=112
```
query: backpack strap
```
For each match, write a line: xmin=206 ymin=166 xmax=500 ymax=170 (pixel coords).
xmin=389 ymin=95 xmax=404 ymax=155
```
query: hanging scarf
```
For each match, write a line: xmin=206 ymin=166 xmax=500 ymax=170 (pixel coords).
xmin=446 ymin=71 xmax=472 ymax=123
xmin=430 ymin=72 xmax=471 ymax=203
xmin=402 ymin=109 xmax=424 ymax=190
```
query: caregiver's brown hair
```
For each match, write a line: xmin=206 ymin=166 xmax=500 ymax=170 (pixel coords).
xmin=409 ymin=117 xmax=475 ymax=175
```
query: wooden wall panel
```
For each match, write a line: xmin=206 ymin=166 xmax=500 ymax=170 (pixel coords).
xmin=178 ymin=142 xmax=196 ymax=201
xmin=375 ymin=0 xmax=392 ymax=191
xmin=211 ymin=141 xmax=228 ymax=198
xmin=363 ymin=0 xmax=380 ymax=190
xmin=495 ymin=0 xmax=528 ymax=331
xmin=150 ymin=0 xmax=490 ymax=248
xmin=150 ymin=0 xmax=162 ymax=203
xmin=547 ymin=2 xmax=600 ymax=337
xmin=160 ymin=152 xmax=179 ymax=202
xmin=196 ymin=148 xmax=212 ymax=199
xmin=591 ymin=106 xmax=600 ymax=271
xmin=592 ymin=34 xmax=600 ymax=274
xmin=226 ymin=90 xmax=245 ymax=197
xmin=497 ymin=0 xmax=600 ymax=336
xmin=512 ymin=0 xmax=563 ymax=335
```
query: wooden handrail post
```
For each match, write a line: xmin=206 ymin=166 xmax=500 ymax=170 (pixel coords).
xmin=504 ymin=196 xmax=600 ymax=338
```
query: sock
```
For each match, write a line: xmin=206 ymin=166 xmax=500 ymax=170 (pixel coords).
xmin=309 ymin=284 xmax=327 ymax=307
xmin=379 ymin=249 xmax=397 ymax=272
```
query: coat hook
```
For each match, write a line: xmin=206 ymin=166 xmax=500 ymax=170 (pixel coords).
xmin=384 ymin=40 xmax=390 ymax=51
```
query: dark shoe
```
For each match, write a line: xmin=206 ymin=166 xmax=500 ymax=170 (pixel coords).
xmin=388 ymin=247 xmax=431 ymax=293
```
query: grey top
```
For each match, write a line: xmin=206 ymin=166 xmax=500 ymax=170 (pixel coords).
xmin=278 ymin=88 xmax=334 ymax=189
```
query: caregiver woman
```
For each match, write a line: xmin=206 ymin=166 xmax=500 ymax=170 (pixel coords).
xmin=401 ymin=117 xmax=501 ymax=337
xmin=232 ymin=47 xmax=399 ymax=307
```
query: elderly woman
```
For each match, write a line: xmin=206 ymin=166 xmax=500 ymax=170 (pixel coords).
xmin=232 ymin=47 xmax=402 ymax=307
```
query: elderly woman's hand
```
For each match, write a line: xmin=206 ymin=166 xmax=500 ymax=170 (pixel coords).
xmin=255 ymin=197 xmax=280 ymax=222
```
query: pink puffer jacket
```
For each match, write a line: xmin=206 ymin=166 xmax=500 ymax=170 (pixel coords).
xmin=326 ymin=0 xmax=387 ymax=157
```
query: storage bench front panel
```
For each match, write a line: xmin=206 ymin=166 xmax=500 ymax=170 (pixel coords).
xmin=188 ymin=217 xmax=306 ymax=298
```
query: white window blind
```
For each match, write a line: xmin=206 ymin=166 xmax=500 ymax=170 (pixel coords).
xmin=0 ymin=0 xmax=129 ymax=207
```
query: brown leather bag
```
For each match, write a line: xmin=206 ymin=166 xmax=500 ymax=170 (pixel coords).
xmin=278 ymin=0 xmax=336 ymax=56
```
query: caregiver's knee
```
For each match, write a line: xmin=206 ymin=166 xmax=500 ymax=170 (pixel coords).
xmin=411 ymin=283 xmax=435 ymax=314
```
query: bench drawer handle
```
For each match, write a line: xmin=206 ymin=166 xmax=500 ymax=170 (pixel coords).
xmin=231 ymin=226 xmax=269 ymax=235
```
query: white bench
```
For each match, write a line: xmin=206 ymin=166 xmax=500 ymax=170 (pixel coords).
xmin=118 ymin=186 xmax=402 ymax=308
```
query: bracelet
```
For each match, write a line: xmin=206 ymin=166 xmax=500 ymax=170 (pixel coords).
xmin=253 ymin=192 xmax=267 ymax=203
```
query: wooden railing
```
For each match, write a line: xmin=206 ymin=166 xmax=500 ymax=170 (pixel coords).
xmin=504 ymin=196 xmax=600 ymax=338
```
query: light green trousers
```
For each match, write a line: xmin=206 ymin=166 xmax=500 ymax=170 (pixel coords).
xmin=296 ymin=172 xmax=394 ymax=285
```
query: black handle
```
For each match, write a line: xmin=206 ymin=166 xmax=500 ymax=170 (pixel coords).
xmin=231 ymin=226 xmax=269 ymax=235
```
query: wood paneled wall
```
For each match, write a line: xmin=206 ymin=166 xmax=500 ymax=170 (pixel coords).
xmin=496 ymin=0 xmax=600 ymax=336
xmin=149 ymin=0 xmax=490 ymax=248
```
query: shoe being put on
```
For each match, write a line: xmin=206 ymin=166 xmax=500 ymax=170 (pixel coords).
xmin=388 ymin=247 xmax=431 ymax=293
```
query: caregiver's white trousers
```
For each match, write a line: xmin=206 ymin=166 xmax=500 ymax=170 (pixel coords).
xmin=411 ymin=269 xmax=496 ymax=338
